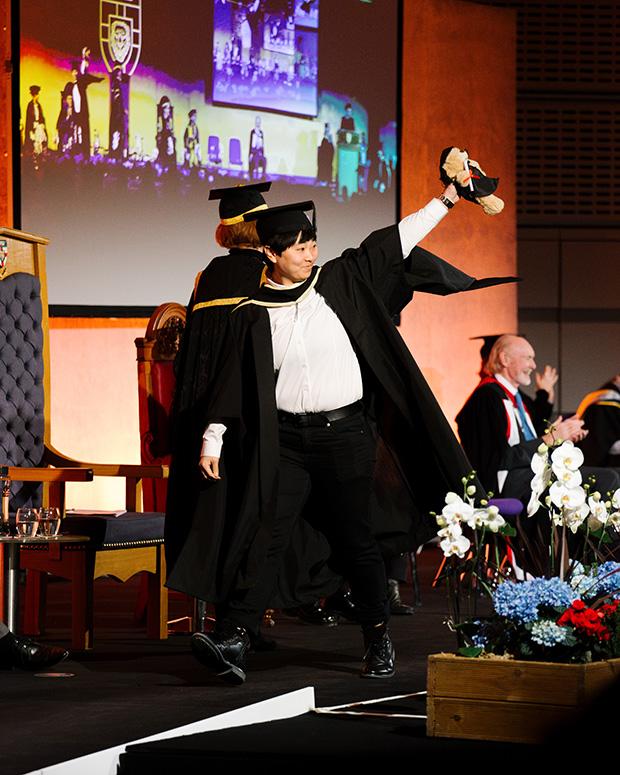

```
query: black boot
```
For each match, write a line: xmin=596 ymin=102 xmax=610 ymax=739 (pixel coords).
xmin=325 ymin=588 xmax=359 ymax=623
xmin=190 ymin=624 xmax=251 ymax=685
xmin=361 ymin=622 xmax=395 ymax=679
xmin=284 ymin=601 xmax=338 ymax=627
xmin=387 ymin=579 xmax=415 ymax=615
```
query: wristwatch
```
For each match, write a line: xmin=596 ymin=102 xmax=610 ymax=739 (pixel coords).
xmin=438 ymin=194 xmax=455 ymax=210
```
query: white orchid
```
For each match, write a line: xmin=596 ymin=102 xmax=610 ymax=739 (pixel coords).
xmin=563 ymin=503 xmax=589 ymax=534
xmin=549 ymin=481 xmax=587 ymax=510
xmin=550 ymin=441 xmax=584 ymax=471
xmin=437 ymin=521 xmax=472 ymax=558
xmin=438 ymin=523 xmax=463 ymax=539
xmin=436 ymin=511 xmax=460 ymax=528
xmin=527 ymin=468 xmax=553 ymax=516
xmin=612 ymin=489 xmax=620 ymax=510
xmin=587 ymin=494 xmax=608 ymax=531
xmin=551 ymin=510 xmax=564 ymax=527
xmin=531 ymin=449 xmax=549 ymax=476
xmin=527 ymin=446 xmax=555 ymax=517
xmin=608 ymin=511 xmax=620 ymax=531
xmin=481 ymin=505 xmax=506 ymax=533
xmin=551 ymin=466 xmax=582 ymax=489
xmin=527 ymin=487 xmax=543 ymax=518
xmin=460 ymin=508 xmax=487 ymax=530
xmin=439 ymin=531 xmax=471 ymax=558
xmin=440 ymin=498 xmax=475 ymax=525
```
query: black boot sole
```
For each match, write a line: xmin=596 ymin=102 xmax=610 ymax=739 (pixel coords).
xmin=360 ymin=667 xmax=396 ymax=679
xmin=190 ymin=633 xmax=247 ymax=685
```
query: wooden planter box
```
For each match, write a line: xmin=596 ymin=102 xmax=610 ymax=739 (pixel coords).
xmin=427 ymin=652 xmax=620 ymax=744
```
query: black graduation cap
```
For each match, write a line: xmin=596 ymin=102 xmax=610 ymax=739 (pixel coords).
xmin=470 ymin=333 xmax=522 ymax=363
xmin=244 ymin=200 xmax=316 ymax=244
xmin=470 ymin=335 xmax=504 ymax=364
xmin=209 ymin=181 xmax=271 ymax=225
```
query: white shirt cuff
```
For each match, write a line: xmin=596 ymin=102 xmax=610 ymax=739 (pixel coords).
xmin=398 ymin=197 xmax=448 ymax=257
xmin=201 ymin=423 xmax=227 ymax=458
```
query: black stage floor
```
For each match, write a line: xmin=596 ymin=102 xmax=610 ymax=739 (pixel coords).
xmin=1 ymin=547 xmax=526 ymax=774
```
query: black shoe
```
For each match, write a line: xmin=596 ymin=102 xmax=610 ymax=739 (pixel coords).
xmin=190 ymin=625 xmax=250 ymax=685
xmin=0 ymin=634 xmax=69 ymax=672
xmin=361 ymin=625 xmax=395 ymax=679
xmin=387 ymin=579 xmax=415 ymax=615
xmin=284 ymin=602 xmax=338 ymax=627
xmin=325 ymin=589 xmax=359 ymax=623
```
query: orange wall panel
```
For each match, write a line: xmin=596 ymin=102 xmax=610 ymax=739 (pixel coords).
xmin=401 ymin=0 xmax=517 ymax=427
xmin=48 ymin=322 xmax=147 ymax=510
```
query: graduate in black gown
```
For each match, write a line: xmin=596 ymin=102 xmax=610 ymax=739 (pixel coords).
xmin=186 ymin=193 xmax=518 ymax=684
xmin=165 ymin=182 xmax=273 ymax=588
xmin=577 ymin=375 xmax=620 ymax=468
xmin=23 ymin=85 xmax=48 ymax=157
xmin=166 ymin=184 xmax=344 ymax=627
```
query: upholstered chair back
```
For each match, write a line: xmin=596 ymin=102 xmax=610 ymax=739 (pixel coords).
xmin=0 ymin=229 xmax=50 ymax=511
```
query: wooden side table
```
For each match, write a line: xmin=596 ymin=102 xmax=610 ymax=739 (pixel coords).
xmin=0 ymin=535 xmax=89 ymax=633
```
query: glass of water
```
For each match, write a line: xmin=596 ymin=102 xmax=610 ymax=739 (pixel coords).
xmin=15 ymin=507 xmax=40 ymax=538
xmin=39 ymin=507 xmax=61 ymax=538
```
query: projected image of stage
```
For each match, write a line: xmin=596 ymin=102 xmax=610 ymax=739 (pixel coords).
xmin=212 ymin=0 xmax=318 ymax=117
xmin=19 ymin=0 xmax=399 ymax=308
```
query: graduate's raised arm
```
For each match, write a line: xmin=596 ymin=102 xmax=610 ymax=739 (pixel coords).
xmin=398 ymin=183 xmax=459 ymax=257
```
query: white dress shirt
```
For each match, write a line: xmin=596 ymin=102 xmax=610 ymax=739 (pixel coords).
xmin=494 ymin=374 xmax=537 ymax=442
xmin=202 ymin=197 xmax=449 ymax=458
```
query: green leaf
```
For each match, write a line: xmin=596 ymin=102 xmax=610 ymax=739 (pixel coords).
xmin=589 ymin=529 xmax=613 ymax=544
xmin=457 ymin=646 xmax=484 ymax=658
xmin=500 ymin=524 xmax=517 ymax=537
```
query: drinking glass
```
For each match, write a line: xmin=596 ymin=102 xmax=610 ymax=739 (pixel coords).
xmin=39 ymin=507 xmax=61 ymax=538
xmin=15 ymin=507 xmax=40 ymax=538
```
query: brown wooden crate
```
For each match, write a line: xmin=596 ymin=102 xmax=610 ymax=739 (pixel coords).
xmin=427 ymin=696 xmax=576 ymax=744
xmin=427 ymin=653 xmax=620 ymax=743
xmin=428 ymin=653 xmax=620 ymax=705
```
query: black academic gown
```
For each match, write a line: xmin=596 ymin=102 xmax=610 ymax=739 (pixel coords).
xmin=578 ymin=383 xmax=620 ymax=467
xmin=165 ymin=248 xmax=341 ymax=607
xmin=165 ymin=248 xmax=265 ymax=573
xmin=455 ymin=380 xmax=552 ymax=500
xmin=166 ymin=225 xmax=515 ymax=605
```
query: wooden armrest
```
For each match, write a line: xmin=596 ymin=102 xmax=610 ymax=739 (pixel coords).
xmin=6 ymin=466 xmax=93 ymax=483
xmin=83 ymin=463 xmax=169 ymax=479
xmin=44 ymin=445 xmax=168 ymax=479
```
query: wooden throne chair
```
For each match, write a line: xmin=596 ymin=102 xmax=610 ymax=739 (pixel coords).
xmin=0 ymin=227 xmax=168 ymax=649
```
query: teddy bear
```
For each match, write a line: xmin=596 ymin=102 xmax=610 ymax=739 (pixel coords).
xmin=439 ymin=147 xmax=504 ymax=216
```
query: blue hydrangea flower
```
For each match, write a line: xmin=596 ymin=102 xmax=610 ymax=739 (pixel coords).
xmin=570 ymin=561 xmax=620 ymax=600
xmin=530 ymin=619 xmax=571 ymax=647
xmin=593 ymin=562 xmax=620 ymax=597
xmin=493 ymin=578 xmax=577 ymax=624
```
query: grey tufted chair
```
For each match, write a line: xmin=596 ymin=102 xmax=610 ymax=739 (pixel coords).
xmin=0 ymin=227 xmax=168 ymax=649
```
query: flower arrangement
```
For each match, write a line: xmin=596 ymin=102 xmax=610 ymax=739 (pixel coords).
xmin=434 ymin=440 xmax=620 ymax=663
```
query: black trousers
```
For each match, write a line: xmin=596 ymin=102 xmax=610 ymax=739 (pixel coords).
xmin=223 ymin=410 xmax=388 ymax=632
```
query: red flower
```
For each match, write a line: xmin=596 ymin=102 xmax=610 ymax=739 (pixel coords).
xmin=557 ymin=600 xmax=612 ymax=641
xmin=598 ymin=600 xmax=620 ymax=618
